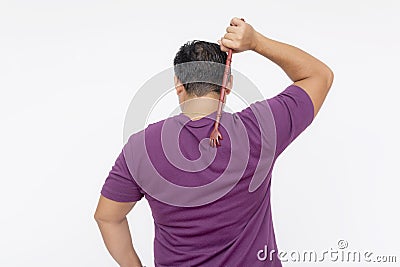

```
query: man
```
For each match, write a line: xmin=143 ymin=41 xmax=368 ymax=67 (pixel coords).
xmin=94 ymin=17 xmax=334 ymax=267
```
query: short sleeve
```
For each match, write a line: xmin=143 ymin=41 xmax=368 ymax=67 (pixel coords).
xmin=100 ymin=150 xmax=144 ymax=202
xmin=267 ymin=84 xmax=314 ymax=156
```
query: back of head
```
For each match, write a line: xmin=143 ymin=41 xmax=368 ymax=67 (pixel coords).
xmin=173 ymin=40 xmax=228 ymax=97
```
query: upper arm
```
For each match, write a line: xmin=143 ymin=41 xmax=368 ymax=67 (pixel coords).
xmin=266 ymin=84 xmax=315 ymax=156
xmin=94 ymin=150 xmax=144 ymax=221
xmin=293 ymin=68 xmax=334 ymax=117
xmin=94 ymin=195 xmax=137 ymax=222
xmin=237 ymin=84 xmax=315 ymax=158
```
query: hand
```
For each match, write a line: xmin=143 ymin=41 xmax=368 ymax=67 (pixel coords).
xmin=218 ymin=17 xmax=258 ymax=53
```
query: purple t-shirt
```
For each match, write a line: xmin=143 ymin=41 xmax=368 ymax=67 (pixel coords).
xmin=100 ymin=84 xmax=314 ymax=266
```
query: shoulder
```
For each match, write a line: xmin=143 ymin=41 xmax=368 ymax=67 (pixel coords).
xmin=124 ymin=118 xmax=166 ymax=146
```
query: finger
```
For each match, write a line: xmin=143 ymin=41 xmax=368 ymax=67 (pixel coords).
xmin=220 ymin=38 xmax=236 ymax=50
xmin=218 ymin=37 xmax=231 ymax=51
xmin=230 ymin=17 xmax=245 ymax=27
xmin=229 ymin=17 xmax=240 ymax=26
xmin=223 ymin=32 xmax=236 ymax=41
xmin=217 ymin=39 xmax=229 ymax=52
xmin=226 ymin=26 xmax=238 ymax=33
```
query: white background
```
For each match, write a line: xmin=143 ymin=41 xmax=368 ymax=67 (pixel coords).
xmin=1 ymin=0 xmax=399 ymax=266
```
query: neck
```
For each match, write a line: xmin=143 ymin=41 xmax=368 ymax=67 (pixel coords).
xmin=181 ymin=92 xmax=221 ymax=120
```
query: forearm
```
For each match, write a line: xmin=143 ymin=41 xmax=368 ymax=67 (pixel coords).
xmin=220 ymin=17 xmax=334 ymax=117
xmin=95 ymin=217 xmax=142 ymax=267
xmin=252 ymin=32 xmax=332 ymax=82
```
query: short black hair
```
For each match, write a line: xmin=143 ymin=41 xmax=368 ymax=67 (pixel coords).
xmin=173 ymin=40 xmax=228 ymax=97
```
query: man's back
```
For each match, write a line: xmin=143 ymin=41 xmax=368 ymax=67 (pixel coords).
xmin=95 ymin=17 xmax=333 ymax=267
xmin=101 ymin=84 xmax=314 ymax=266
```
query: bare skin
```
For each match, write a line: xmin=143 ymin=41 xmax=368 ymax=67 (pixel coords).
xmin=174 ymin=75 xmax=233 ymax=120
xmin=94 ymin=17 xmax=333 ymax=267
xmin=94 ymin=196 xmax=142 ymax=267
xmin=218 ymin=17 xmax=334 ymax=117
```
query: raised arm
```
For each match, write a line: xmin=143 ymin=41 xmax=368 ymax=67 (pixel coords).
xmin=219 ymin=17 xmax=334 ymax=117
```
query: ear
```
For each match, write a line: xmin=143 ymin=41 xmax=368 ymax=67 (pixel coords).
xmin=225 ymin=74 xmax=233 ymax=95
xmin=174 ymin=75 xmax=184 ymax=95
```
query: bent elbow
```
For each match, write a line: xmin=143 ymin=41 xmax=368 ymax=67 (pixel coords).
xmin=326 ymin=67 xmax=334 ymax=89
xmin=318 ymin=66 xmax=334 ymax=91
xmin=94 ymin=212 xmax=101 ymax=221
